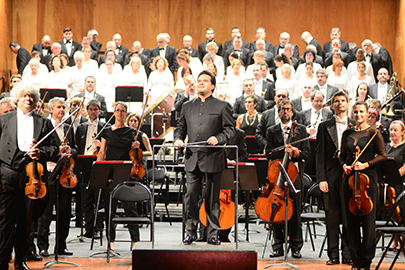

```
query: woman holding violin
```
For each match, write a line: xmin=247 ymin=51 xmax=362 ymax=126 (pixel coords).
xmin=97 ymin=102 xmax=140 ymax=250
xmin=339 ymin=101 xmax=386 ymax=270
xmin=262 ymin=100 xmax=311 ymax=258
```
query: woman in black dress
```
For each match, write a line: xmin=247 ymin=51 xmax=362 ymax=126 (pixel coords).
xmin=339 ymin=101 xmax=387 ymax=270
xmin=97 ymin=102 xmax=139 ymax=251
xmin=236 ymin=94 xmax=261 ymax=136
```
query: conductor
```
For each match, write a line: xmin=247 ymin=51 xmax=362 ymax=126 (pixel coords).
xmin=174 ymin=70 xmax=235 ymax=245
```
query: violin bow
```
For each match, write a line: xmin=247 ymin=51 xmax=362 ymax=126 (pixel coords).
xmin=350 ymin=130 xmax=379 ymax=167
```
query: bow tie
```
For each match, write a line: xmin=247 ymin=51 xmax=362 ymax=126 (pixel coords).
xmin=88 ymin=121 xmax=97 ymax=127
xmin=279 ymin=46 xmax=284 ymax=49
xmin=336 ymin=118 xmax=346 ymax=125
xmin=303 ymin=98 xmax=311 ymax=102
xmin=235 ymin=49 xmax=241 ymax=52
xmin=65 ymin=40 xmax=71 ymax=44
xmin=281 ymin=125 xmax=290 ymax=133
xmin=366 ymin=54 xmax=371 ymax=57
xmin=159 ymin=48 xmax=165 ymax=51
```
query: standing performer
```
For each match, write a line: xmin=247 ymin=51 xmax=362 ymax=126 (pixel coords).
xmin=174 ymin=70 xmax=235 ymax=245
xmin=0 ymin=83 xmax=59 ymax=270
xmin=339 ymin=101 xmax=386 ymax=270
xmin=265 ymin=100 xmax=310 ymax=258
xmin=316 ymin=91 xmax=353 ymax=265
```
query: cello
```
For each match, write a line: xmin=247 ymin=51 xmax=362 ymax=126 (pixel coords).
xmin=255 ymin=122 xmax=299 ymax=224
xmin=199 ymin=189 xmax=235 ymax=230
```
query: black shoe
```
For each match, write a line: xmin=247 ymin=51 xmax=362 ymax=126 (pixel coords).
xmin=57 ymin=249 xmax=73 ymax=255
xmin=39 ymin=250 xmax=49 ymax=257
xmin=14 ymin=261 xmax=29 ymax=270
xmin=207 ymin=238 xmax=221 ymax=245
xmin=326 ymin=258 xmax=339 ymax=265
xmin=196 ymin=237 xmax=206 ymax=242
xmin=270 ymin=249 xmax=284 ymax=257
xmin=342 ymin=258 xmax=353 ymax=265
xmin=291 ymin=250 xmax=302 ymax=259
xmin=25 ymin=250 xmax=43 ymax=261
xmin=183 ymin=235 xmax=196 ymax=245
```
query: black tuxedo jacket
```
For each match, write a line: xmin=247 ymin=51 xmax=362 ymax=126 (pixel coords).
xmin=150 ymin=45 xmax=179 ymax=75
xmin=75 ymin=121 xmax=105 ymax=154
xmin=174 ymin=90 xmax=191 ymax=116
xmin=249 ymin=41 xmax=273 ymax=53
xmin=378 ymin=47 xmax=393 ymax=75
xmin=174 ymin=95 xmax=235 ymax=173
xmin=298 ymin=108 xmax=333 ymax=126
xmin=223 ymin=40 xmax=249 ymax=55
xmin=324 ymin=51 xmax=350 ymax=67
xmin=316 ymin=116 xmax=355 ymax=183
xmin=116 ymin=46 xmax=129 ymax=58
xmin=233 ymin=94 xmax=267 ymax=118
xmin=323 ymin=40 xmax=350 ymax=55
xmin=273 ymin=44 xmax=299 ymax=59
xmin=309 ymin=38 xmax=323 ymax=58
xmin=90 ymin=41 xmax=102 ymax=54
xmin=226 ymin=128 xmax=248 ymax=162
xmin=177 ymin=48 xmax=199 ymax=58
xmin=313 ymin=84 xmax=339 ymax=101
xmin=58 ymin=40 xmax=82 ymax=66
xmin=261 ymin=80 xmax=276 ymax=108
xmin=0 ymin=111 xmax=59 ymax=169
xmin=73 ymin=92 xmax=108 ymax=119
xmin=98 ymin=54 xmax=125 ymax=69
xmin=223 ymin=48 xmax=251 ymax=68
xmin=292 ymin=97 xmax=303 ymax=111
xmin=16 ymin=47 xmax=31 ymax=75
xmin=368 ymin=83 xmax=402 ymax=110
xmin=198 ymin=41 xmax=223 ymax=61
xmin=367 ymin=53 xmax=384 ymax=81
xmin=32 ymin=43 xmax=51 ymax=58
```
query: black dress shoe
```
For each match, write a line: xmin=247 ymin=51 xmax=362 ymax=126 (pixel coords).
xmin=26 ymin=250 xmax=43 ymax=261
xmin=183 ymin=235 xmax=196 ymax=245
xmin=39 ymin=250 xmax=49 ymax=257
xmin=269 ymin=249 xmax=284 ymax=257
xmin=207 ymin=238 xmax=221 ymax=245
xmin=342 ymin=258 xmax=353 ymax=265
xmin=196 ymin=236 xmax=206 ymax=242
xmin=291 ymin=250 xmax=302 ymax=258
xmin=57 ymin=249 xmax=73 ymax=255
xmin=326 ymin=258 xmax=339 ymax=265
xmin=14 ymin=261 xmax=30 ymax=270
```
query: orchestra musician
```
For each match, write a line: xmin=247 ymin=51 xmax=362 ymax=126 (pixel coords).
xmin=0 ymin=83 xmax=59 ymax=270
xmin=174 ymin=70 xmax=235 ymax=245
xmin=265 ymin=100 xmax=310 ymax=258
xmin=339 ymin=101 xmax=386 ymax=270
xmin=316 ymin=90 xmax=354 ymax=265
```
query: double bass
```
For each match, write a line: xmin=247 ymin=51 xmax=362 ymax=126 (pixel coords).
xmin=255 ymin=122 xmax=299 ymax=224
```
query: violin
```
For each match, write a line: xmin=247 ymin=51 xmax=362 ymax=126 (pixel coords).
xmin=255 ymin=121 xmax=299 ymax=224
xmin=199 ymin=189 xmax=235 ymax=230
xmin=25 ymin=139 xmax=46 ymax=199
xmin=129 ymin=146 xmax=145 ymax=180
xmin=381 ymin=183 xmax=400 ymax=220
xmin=59 ymin=156 xmax=78 ymax=189
xmin=348 ymin=146 xmax=373 ymax=216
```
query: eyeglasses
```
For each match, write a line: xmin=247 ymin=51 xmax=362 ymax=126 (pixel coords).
xmin=245 ymin=101 xmax=253 ymax=104
xmin=280 ymin=107 xmax=292 ymax=111
xmin=276 ymin=94 xmax=287 ymax=98
xmin=115 ymin=109 xmax=127 ymax=113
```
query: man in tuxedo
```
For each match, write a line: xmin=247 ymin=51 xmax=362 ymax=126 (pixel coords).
xmin=73 ymin=76 xmax=108 ymax=119
xmin=58 ymin=27 xmax=82 ymax=67
xmin=42 ymin=43 xmax=62 ymax=69
xmin=273 ymin=32 xmax=299 ymax=59
xmin=362 ymin=39 xmax=384 ymax=82
xmin=252 ymin=64 xmax=275 ymax=107
xmin=174 ymin=71 xmax=235 ymax=245
xmin=373 ymin=43 xmax=393 ymax=76
xmin=174 ymin=75 xmax=198 ymax=116
xmin=81 ymin=37 xmax=98 ymax=60
xmin=233 ymin=78 xmax=267 ymax=118
xmin=292 ymin=80 xmax=314 ymax=112
xmin=316 ymin=90 xmax=353 ymax=265
xmin=37 ymin=98 xmax=76 ymax=258
xmin=314 ymin=69 xmax=339 ymax=101
xmin=75 ymin=99 xmax=105 ymax=239
xmin=255 ymin=88 xmax=290 ymax=150
xmin=9 ymin=41 xmax=31 ymax=75
xmin=223 ymin=36 xmax=251 ymax=68
xmin=254 ymin=40 xmax=275 ymax=70
xmin=223 ymin=27 xmax=249 ymax=54
xmin=369 ymin=68 xmax=401 ymax=111
xmin=113 ymin=33 xmax=129 ymax=59
xmin=98 ymin=41 xmax=125 ymax=68
xmin=150 ymin=33 xmax=179 ymax=75
xmin=87 ymin=29 xmax=102 ymax=55
xmin=324 ymin=39 xmax=350 ymax=67
xmin=301 ymin=31 xmax=323 ymax=58
xmin=284 ymin=44 xmax=299 ymax=69
xmin=266 ymin=100 xmax=311 ymax=259
xmin=131 ymin=41 xmax=150 ymax=59
xmin=249 ymin=27 xmax=272 ymax=53
xmin=31 ymin=35 xmax=52 ymax=58
xmin=298 ymin=91 xmax=333 ymax=136
xmin=0 ymin=84 xmax=59 ymax=270
xmin=178 ymin=35 xmax=199 ymax=58
xmin=323 ymin=28 xmax=350 ymax=55
xmin=198 ymin=28 xmax=223 ymax=61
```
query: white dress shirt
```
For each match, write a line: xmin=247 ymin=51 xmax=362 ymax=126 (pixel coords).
xmin=17 ymin=108 xmax=34 ymax=152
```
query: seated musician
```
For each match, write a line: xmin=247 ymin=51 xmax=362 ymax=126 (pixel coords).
xmin=265 ymin=100 xmax=311 ymax=258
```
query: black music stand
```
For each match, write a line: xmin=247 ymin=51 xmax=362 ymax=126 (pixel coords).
xmin=264 ymin=162 xmax=300 ymax=270
xmin=40 ymin=88 xmax=68 ymax=101
xmin=68 ymin=155 xmax=97 ymax=243
xmin=87 ymin=161 xmax=132 ymax=259
xmin=44 ymin=155 xmax=79 ymax=269
xmin=115 ymin=86 xmax=143 ymax=112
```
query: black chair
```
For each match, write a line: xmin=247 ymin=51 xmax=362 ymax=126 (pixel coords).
xmin=107 ymin=181 xmax=154 ymax=263
xmin=147 ymin=167 xmax=172 ymax=225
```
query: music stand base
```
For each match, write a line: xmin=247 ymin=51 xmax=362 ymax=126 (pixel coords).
xmin=264 ymin=261 xmax=300 ymax=270
xmin=89 ymin=250 xmax=121 ymax=259
xmin=44 ymin=260 xmax=80 ymax=269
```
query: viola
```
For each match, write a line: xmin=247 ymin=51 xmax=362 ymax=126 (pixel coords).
xmin=25 ymin=159 xmax=46 ymax=200
xmin=199 ymin=189 xmax=235 ymax=230
xmin=129 ymin=147 xmax=145 ymax=180
xmin=255 ymin=121 xmax=299 ymax=224
xmin=348 ymin=146 xmax=373 ymax=216
xmin=59 ymin=157 xmax=78 ymax=189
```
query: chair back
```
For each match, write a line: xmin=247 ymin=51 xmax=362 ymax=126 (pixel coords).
xmin=303 ymin=182 xmax=323 ymax=212
xmin=384 ymin=189 xmax=405 ymax=225
xmin=112 ymin=181 xmax=152 ymax=203
xmin=147 ymin=167 xmax=166 ymax=181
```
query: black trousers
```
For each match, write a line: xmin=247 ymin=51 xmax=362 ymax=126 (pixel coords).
xmin=184 ymin=166 xmax=221 ymax=240
xmin=37 ymin=178 xmax=72 ymax=252
xmin=0 ymin=164 xmax=32 ymax=269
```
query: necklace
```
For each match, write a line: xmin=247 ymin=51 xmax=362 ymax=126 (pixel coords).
xmin=245 ymin=112 xmax=257 ymax=126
